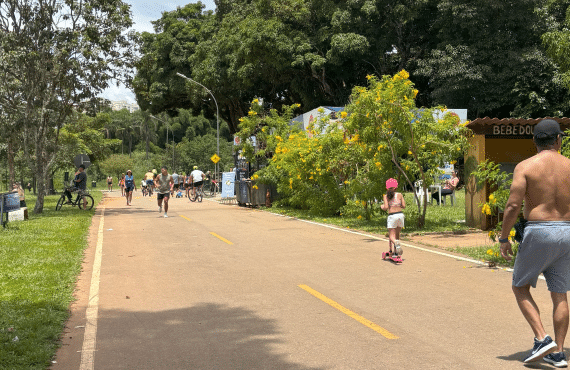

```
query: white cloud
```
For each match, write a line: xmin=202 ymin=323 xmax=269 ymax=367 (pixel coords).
xmin=99 ymin=0 xmax=216 ymax=104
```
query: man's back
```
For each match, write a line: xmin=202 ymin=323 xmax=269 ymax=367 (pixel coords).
xmin=145 ymin=171 xmax=153 ymax=181
xmin=191 ymin=169 xmax=204 ymax=182
xmin=519 ymin=151 xmax=570 ymax=221
xmin=76 ymin=171 xmax=87 ymax=190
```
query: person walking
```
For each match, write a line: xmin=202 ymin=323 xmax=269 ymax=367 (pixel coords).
xmin=499 ymin=119 xmax=570 ymax=367
xmin=124 ymin=170 xmax=136 ymax=206
xmin=185 ymin=172 xmax=192 ymax=198
xmin=119 ymin=174 xmax=125 ymax=197
xmin=380 ymin=178 xmax=406 ymax=257
xmin=172 ymin=171 xmax=180 ymax=196
xmin=107 ymin=175 xmax=113 ymax=192
xmin=154 ymin=166 xmax=174 ymax=218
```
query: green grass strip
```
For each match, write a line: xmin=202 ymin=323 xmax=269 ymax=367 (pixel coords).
xmin=0 ymin=190 xmax=102 ymax=369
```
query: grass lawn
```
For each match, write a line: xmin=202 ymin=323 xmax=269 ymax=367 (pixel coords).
xmin=268 ymin=188 xmax=472 ymax=235
xmin=0 ymin=189 xmax=102 ymax=370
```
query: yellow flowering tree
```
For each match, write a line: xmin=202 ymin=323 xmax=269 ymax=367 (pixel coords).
xmin=235 ymin=99 xmax=300 ymax=164
xmin=471 ymin=160 xmax=516 ymax=241
xmin=343 ymin=70 xmax=472 ymax=228
xmin=235 ymin=101 xmax=350 ymax=214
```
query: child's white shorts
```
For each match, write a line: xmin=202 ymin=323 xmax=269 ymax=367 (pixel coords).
xmin=387 ymin=212 xmax=405 ymax=229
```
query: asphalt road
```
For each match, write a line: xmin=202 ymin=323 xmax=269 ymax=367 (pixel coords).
xmin=51 ymin=192 xmax=559 ymax=370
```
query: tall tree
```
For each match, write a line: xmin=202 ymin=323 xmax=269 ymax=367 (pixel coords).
xmin=416 ymin=0 xmax=570 ymax=119
xmin=0 ymin=0 xmax=137 ymax=212
xmin=133 ymin=0 xmax=439 ymax=133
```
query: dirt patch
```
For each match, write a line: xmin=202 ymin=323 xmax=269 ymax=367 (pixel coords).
xmin=403 ymin=231 xmax=492 ymax=249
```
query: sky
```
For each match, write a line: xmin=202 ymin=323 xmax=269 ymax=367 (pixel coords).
xmin=99 ymin=0 xmax=216 ymax=103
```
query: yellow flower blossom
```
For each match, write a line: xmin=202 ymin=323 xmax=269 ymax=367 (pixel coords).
xmin=252 ymin=185 xmax=258 ymax=189
xmin=357 ymin=215 xmax=363 ymax=220
xmin=340 ymin=111 xmax=348 ymax=119
xmin=481 ymin=204 xmax=492 ymax=215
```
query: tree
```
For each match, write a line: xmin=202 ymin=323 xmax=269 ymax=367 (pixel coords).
xmin=0 ymin=0 xmax=137 ymax=213
xmin=344 ymin=70 xmax=471 ymax=228
xmin=133 ymin=0 xmax=441 ymax=133
xmin=99 ymin=154 xmax=135 ymax=181
xmin=415 ymin=0 xmax=570 ymax=119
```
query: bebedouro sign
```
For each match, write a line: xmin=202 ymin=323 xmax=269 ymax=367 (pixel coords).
xmin=492 ymin=125 xmax=534 ymax=136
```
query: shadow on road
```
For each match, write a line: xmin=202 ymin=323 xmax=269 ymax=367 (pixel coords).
xmin=497 ymin=352 xmax=554 ymax=369
xmin=96 ymin=303 xmax=325 ymax=370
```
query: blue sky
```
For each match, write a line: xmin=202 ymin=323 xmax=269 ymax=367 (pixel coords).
xmin=99 ymin=0 xmax=216 ymax=103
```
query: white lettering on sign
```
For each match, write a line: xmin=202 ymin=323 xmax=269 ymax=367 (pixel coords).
xmin=492 ymin=125 xmax=533 ymax=136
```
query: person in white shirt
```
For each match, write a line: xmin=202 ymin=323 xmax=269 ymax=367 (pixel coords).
xmin=190 ymin=165 xmax=205 ymax=200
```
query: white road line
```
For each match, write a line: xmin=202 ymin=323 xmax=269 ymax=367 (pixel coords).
xmin=80 ymin=207 xmax=105 ymax=370
xmin=280 ymin=215 xmax=527 ymax=277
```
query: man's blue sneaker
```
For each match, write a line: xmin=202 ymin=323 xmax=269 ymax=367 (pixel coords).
xmin=523 ymin=335 xmax=557 ymax=363
xmin=544 ymin=352 xmax=568 ymax=368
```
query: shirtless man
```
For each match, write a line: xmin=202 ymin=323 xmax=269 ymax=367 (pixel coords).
xmin=500 ymin=119 xmax=570 ymax=367
xmin=154 ymin=166 xmax=174 ymax=218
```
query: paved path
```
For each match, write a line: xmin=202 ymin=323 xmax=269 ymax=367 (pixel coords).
xmin=51 ymin=191 xmax=558 ymax=369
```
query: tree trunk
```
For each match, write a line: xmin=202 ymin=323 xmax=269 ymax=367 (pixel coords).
xmin=7 ymin=140 xmax=15 ymax=189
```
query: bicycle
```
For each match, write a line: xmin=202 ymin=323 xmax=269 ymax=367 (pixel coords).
xmin=204 ymin=179 xmax=219 ymax=197
xmin=189 ymin=185 xmax=205 ymax=202
xmin=56 ymin=188 xmax=94 ymax=211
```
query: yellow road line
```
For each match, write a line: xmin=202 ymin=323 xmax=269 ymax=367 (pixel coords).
xmin=298 ymin=284 xmax=399 ymax=339
xmin=179 ymin=215 xmax=192 ymax=222
xmin=210 ymin=232 xmax=234 ymax=245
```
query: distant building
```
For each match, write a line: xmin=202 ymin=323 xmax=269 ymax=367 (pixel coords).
xmin=291 ymin=106 xmax=345 ymax=132
xmin=111 ymin=100 xmax=139 ymax=113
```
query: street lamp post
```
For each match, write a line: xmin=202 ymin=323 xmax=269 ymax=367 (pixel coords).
xmin=150 ymin=115 xmax=175 ymax=170
xmin=176 ymin=72 xmax=220 ymax=181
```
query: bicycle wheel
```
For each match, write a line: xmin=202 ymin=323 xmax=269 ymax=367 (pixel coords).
xmin=78 ymin=194 xmax=94 ymax=210
xmin=203 ymin=184 xmax=212 ymax=197
xmin=56 ymin=195 xmax=65 ymax=211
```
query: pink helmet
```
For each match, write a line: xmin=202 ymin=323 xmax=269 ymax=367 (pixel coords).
xmin=386 ymin=178 xmax=398 ymax=189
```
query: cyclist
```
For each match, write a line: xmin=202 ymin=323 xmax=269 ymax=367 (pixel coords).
xmin=65 ymin=164 xmax=87 ymax=206
xmin=155 ymin=166 xmax=174 ymax=218
xmin=190 ymin=165 xmax=205 ymax=201
xmin=144 ymin=169 xmax=154 ymax=196
xmin=141 ymin=178 xmax=147 ymax=196
xmin=124 ymin=170 xmax=136 ymax=206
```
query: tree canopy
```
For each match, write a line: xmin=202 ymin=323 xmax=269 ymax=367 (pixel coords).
xmin=133 ymin=0 xmax=570 ymax=134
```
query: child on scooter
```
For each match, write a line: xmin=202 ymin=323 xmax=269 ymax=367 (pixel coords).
xmin=380 ymin=178 xmax=406 ymax=257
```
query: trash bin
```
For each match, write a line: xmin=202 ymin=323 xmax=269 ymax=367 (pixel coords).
xmin=91 ymin=181 xmax=97 ymax=188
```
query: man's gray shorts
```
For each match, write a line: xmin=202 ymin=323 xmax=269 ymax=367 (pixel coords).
xmin=513 ymin=221 xmax=570 ymax=293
